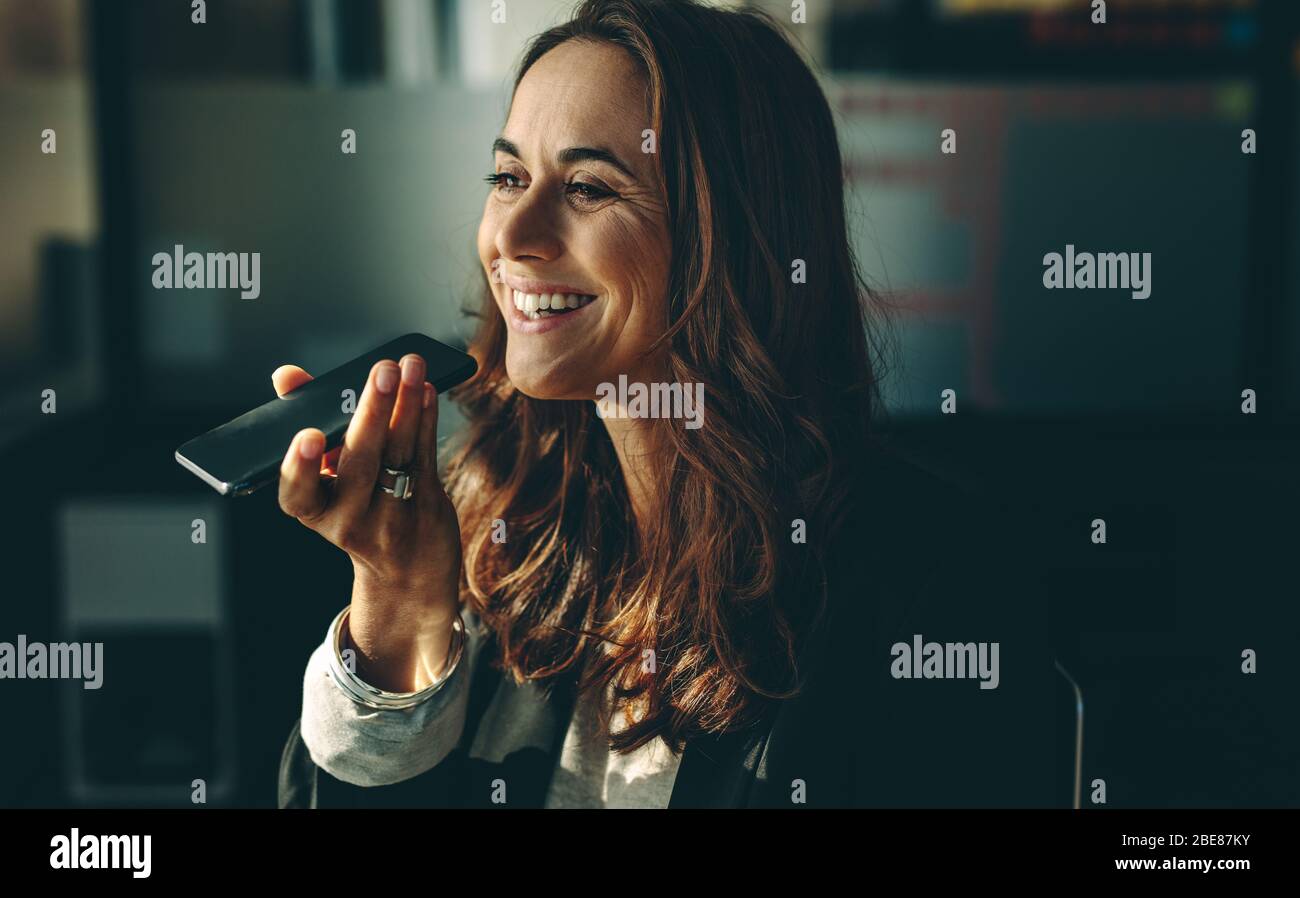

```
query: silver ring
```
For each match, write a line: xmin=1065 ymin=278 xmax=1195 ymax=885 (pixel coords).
xmin=377 ymin=465 xmax=415 ymax=500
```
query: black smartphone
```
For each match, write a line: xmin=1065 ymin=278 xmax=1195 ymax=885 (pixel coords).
xmin=175 ymin=333 xmax=477 ymax=496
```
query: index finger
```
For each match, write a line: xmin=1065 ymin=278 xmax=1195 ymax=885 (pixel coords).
xmin=332 ymin=359 xmax=401 ymax=515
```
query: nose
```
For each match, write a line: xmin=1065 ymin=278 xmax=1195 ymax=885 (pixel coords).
xmin=494 ymin=180 xmax=563 ymax=264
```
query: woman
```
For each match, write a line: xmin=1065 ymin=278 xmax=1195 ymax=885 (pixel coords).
xmin=276 ymin=0 xmax=1051 ymax=809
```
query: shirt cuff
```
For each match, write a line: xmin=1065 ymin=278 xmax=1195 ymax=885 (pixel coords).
xmin=299 ymin=611 xmax=472 ymax=787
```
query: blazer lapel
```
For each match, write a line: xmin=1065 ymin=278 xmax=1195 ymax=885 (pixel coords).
xmin=457 ymin=649 xmax=581 ymax=808
xmin=669 ymin=719 xmax=774 ymax=808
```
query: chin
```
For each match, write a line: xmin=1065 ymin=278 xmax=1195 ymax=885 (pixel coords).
xmin=504 ymin=352 xmax=590 ymax=402
xmin=507 ymin=373 xmax=553 ymax=400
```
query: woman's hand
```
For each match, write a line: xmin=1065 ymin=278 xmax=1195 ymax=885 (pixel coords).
xmin=272 ymin=354 xmax=463 ymax=693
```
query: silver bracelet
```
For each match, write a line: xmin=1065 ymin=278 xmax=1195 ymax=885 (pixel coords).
xmin=326 ymin=605 xmax=466 ymax=711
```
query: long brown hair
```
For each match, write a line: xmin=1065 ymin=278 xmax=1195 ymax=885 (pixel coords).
xmin=445 ymin=0 xmax=895 ymax=753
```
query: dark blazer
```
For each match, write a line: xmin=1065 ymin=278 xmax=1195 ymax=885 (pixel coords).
xmin=278 ymin=442 xmax=1058 ymax=808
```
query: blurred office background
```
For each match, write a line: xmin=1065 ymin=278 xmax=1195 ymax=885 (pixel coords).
xmin=1 ymin=0 xmax=1297 ymax=807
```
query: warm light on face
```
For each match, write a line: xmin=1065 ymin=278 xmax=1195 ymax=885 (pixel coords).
xmin=476 ymin=39 xmax=673 ymax=402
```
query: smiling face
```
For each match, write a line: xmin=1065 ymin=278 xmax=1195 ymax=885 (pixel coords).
xmin=477 ymin=39 xmax=672 ymax=401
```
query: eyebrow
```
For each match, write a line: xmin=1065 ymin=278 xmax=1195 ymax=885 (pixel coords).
xmin=492 ymin=137 xmax=636 ymax=180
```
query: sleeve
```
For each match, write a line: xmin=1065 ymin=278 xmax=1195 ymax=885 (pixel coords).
xmin=297 ymin=607 xmax=481 ymax=788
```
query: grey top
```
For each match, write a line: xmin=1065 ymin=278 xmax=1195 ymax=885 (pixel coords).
xmin=298 ymin=608 xmax=682 ymax=808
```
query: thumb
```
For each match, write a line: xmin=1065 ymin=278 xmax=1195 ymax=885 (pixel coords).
xmin=271 ymin=364 xmax=314 ymax=398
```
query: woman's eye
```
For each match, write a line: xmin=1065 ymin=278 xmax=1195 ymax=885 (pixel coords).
xmin=485 ymin=172 xmax=612 ymax=206
xmin=566 ymin=181 xmax=612 ymax=205
xmin=484 ymin=172 xmax=523 ymax=193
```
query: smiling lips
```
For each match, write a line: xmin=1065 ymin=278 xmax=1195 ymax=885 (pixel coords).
xmin=511 ymin=289 xmax=597 ymax=320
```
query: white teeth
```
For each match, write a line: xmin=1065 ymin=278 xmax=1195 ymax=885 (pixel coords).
xmin=512 ymin=290 xmax=596 ymax=320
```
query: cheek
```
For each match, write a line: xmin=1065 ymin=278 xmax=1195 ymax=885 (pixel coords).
xmin=594 ymin=220 xmax=669 ymax=323
xmin=617 ymin=248 xmax=671 ymax=344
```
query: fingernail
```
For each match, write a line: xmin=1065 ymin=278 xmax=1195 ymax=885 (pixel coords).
xmin=298 ymin=431 xmax=323 ymax=459
xmin=401 ymin=356 xmax=423 ymax=386
xmin=376 ymin=363 xmax=399 ymax=394
xmin=423 ymin=383 xmax=433 ymax=409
